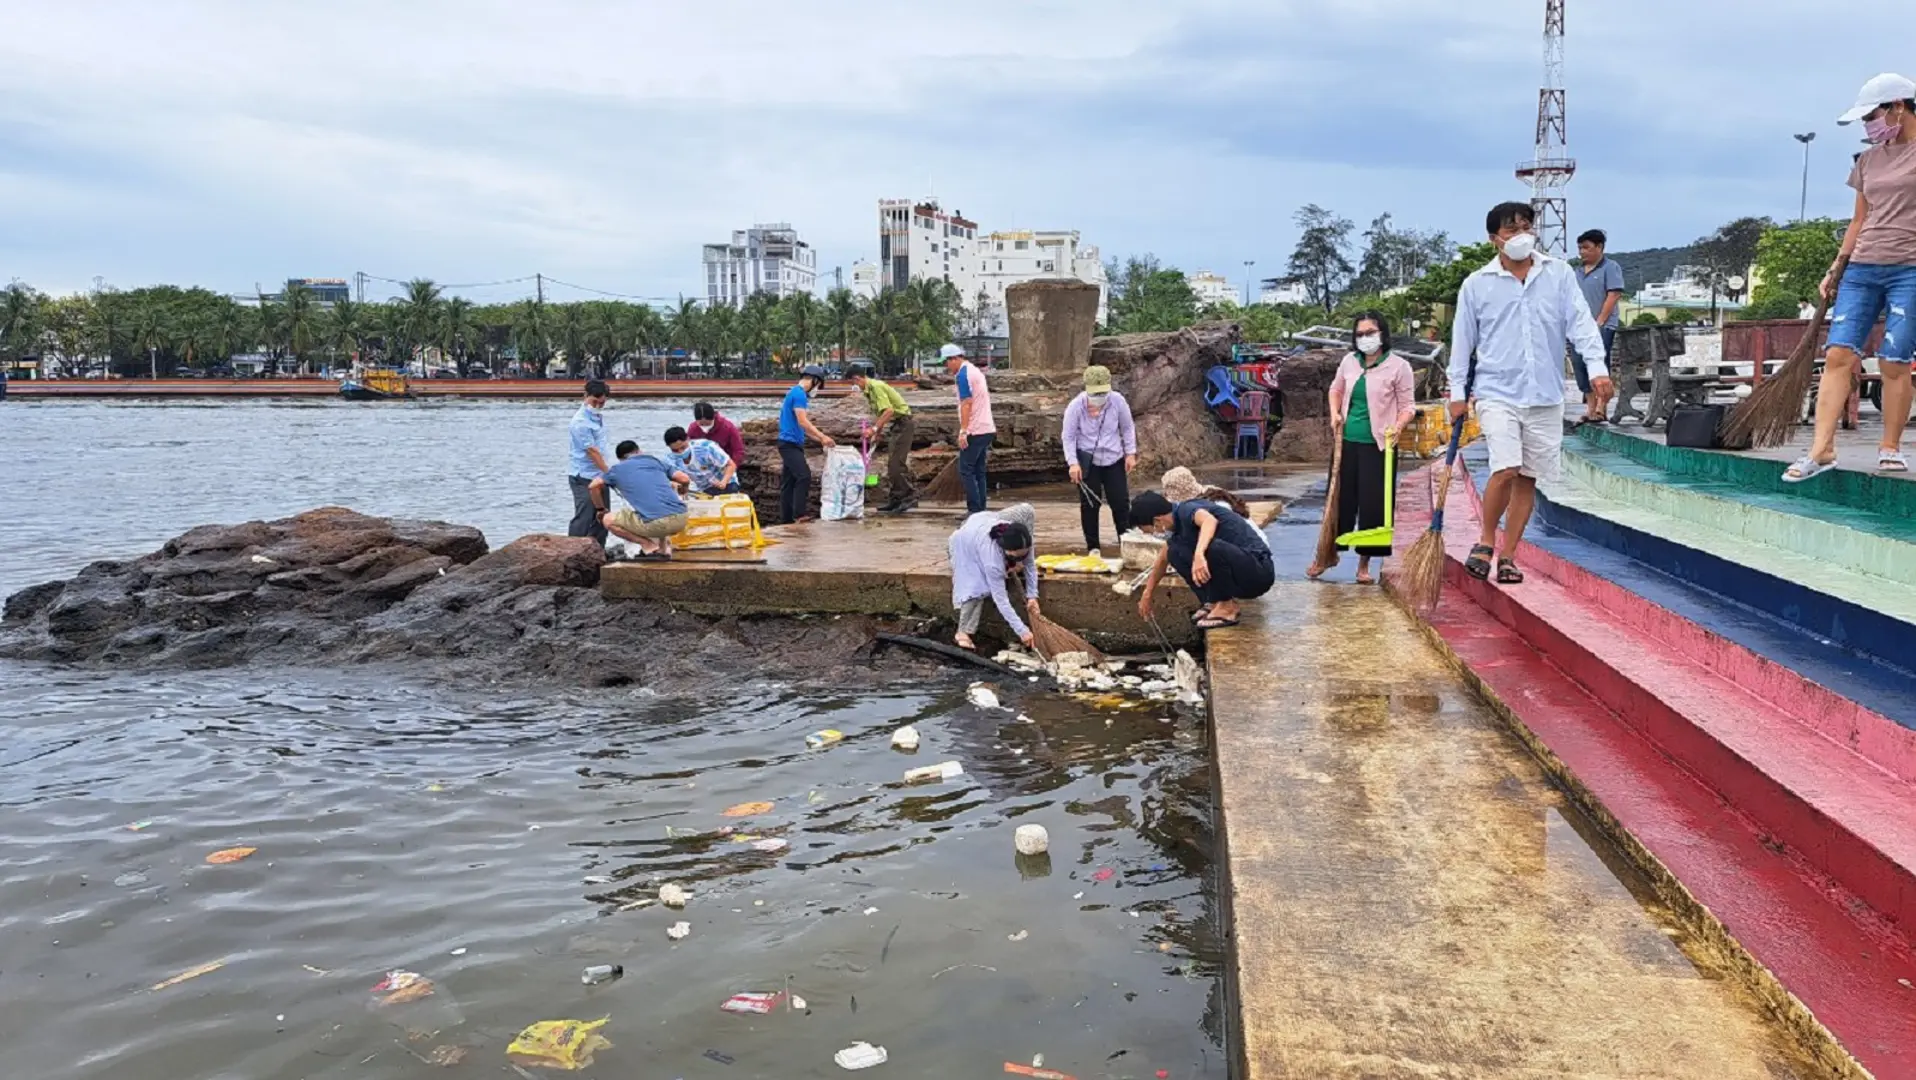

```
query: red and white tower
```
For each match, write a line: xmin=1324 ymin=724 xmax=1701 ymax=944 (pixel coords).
xmin=1515 ymin=0 xmax=1575 ymax=255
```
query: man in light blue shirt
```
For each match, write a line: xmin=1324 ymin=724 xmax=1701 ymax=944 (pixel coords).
xmin=1575 ymin=228 xmax=1626 ymax=423
xmin=567 ymin=379 xmax=614 ymax=543
xmin=1447 ymin=201 xmax=1611 ymax=586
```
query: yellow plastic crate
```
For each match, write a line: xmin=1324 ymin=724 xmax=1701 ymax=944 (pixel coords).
xmin=671 ymin=493 xmax=765 ymax=551
xmin=1401 ymin=402 xmax=1482 ymax=458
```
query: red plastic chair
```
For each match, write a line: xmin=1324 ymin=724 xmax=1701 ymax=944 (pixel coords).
xmin=1234 ymin=391 xmax=1270 ymax=459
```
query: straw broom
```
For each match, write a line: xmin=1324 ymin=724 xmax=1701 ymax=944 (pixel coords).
xmin=1310 ymin=436 xmax=1345 ymax=574
xmin=1719 ymin=254 xmax=1849 ymax=450
xmin=924 ymin=456 xmax=967 ymax=503
xmin=1031 ymin=612 xmax=1105 ymax=663
xmin=1398 ymin=413 xmax=1469 ymax=613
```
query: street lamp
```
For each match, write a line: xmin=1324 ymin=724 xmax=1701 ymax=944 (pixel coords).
xmin=1242 ymin=260 xmax=1255 ymax=307
xmin=1793 ymin=132 xmax=1816 ymax=222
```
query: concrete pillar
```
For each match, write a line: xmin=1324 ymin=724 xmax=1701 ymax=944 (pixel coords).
xmin=1007 ymin=279 xmax=1100 ymax=376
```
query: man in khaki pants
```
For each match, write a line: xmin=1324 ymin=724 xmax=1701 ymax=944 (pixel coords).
xmin=850 ymin=362 xmax=918 ymax=513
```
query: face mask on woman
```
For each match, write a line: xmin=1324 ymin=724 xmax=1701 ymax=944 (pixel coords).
xmin=1356 ymin=333 xmax=1383 ymax=356
xmin=1865 ymin=109 xmax=1904 ymax=144
xmin=1086 ymin=392 xmax=1109 ymax=408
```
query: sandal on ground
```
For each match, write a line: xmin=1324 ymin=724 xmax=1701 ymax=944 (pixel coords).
xmin=1194 ymin=615 xmax=1240 ymax=630
xmin=1465 ymin=545 xmax=1494 ymax=580
xmin=1782 ymin=456 xmax=1836 ymax=484
xmin=1878 ymin=450 xmax=1909 ymax=473
xmin=1188 ymin=605 xmax=1213 ymax=624
xmin=1496 ymin=559 xmax=1525 ymax=585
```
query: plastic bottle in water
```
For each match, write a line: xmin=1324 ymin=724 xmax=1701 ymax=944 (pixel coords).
xmin=580 ymin=964 xmax=623 ymax=986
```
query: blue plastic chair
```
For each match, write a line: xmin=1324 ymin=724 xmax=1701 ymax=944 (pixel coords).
xmin=1233 ymin=391 xmax=1271 ymax=460
xmin=1205 ymin=366 xmax=1240 ymax=411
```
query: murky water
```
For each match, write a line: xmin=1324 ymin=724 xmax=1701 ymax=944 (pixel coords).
xmin=0 ymin=400 xmax=1222 ymax=1079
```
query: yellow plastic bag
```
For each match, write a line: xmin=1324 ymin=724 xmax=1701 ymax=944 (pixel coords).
xmin=506 ymin=1017 xmax=612 ymax=1071
xmin=1036 ymin=554 xmax=1121 ymax=575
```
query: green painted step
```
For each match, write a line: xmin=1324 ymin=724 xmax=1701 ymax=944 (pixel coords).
xmin=1576 ymin=424 xmax=1916 ymax=521
xmin=1562 ymin=449 xmax=1916 ymax=590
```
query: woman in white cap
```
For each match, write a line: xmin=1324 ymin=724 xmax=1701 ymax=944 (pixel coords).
xmin=1061 ymin=364 xmax=1137 ymax=555
xmin=1787 ymin=73 xmax=1916 ymax=482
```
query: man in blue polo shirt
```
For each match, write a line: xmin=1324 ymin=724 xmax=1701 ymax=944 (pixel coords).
xmin=591 ymin=440 xmax=693 ymax=559
xmin=775 ymin=365 xmax=836 ymax=524
xmin=567 ymin=379 xmax=614 ymax=543
xmin=1575 ymin=229 xmax=1625 ymax=424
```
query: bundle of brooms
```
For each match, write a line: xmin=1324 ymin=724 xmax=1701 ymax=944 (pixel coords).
xmin=1031 ymin=613 xmax=1105 ymax=663
xmin=1310 ymin=438 xmax=1346 ymax=573
xmin=1718 ymin=254 xmax=1849 ymax=450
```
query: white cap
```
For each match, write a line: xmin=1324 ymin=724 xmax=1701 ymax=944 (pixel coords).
xmin=938 ymin=343 xmax=965 ymax=359
xmin=1838 ymin=73 xmax=1916 ymax=124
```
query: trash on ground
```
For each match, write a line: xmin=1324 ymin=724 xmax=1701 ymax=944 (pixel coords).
xmin=1004 ymin=1064 xmax=1078 ymax=1080
xmin=805 ymin=729 xmax=845 ymax=749
xmin=1008 ymin=930 xmax=1029 ymax=941
xmin=966 ymin=684 xmax=1002 ymax=709
xmin=151 ymin=959 xmax=225 ymax=991
xmin=580 ymin=964 xmax=623 ymax=986
xmin=205 ymin=846 xmax=257 ymax=865
xmin=424 ymin=1045 xmax=468 ymax=1067
xmin=667 ymin=921 xmax=691 ymax=941
xmin=890 ymin=725 xmax=920 ymax=751
xmin=1013 ymin=824 xmax=1049 ymax=856
xmin=834 ymin=1042 xmax=889 ymax=1070
xmin=903 ymin=761 xmax=965 ymax=785
xmin=704 ymin=1049 xmax=735 ymax=1065
xmin=659 ymin=883 xmax=690 ymax=908
xmin=720 ymin=991 xmax=786 ymax=1015
xmin=506 ymin=1017 xmax=612 ymax=1072
xmin=722 ymin=801 xmax=774 ymax=818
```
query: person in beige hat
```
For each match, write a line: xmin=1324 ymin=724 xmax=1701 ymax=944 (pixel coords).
xmin=1062 ymin=364 xmax=1137 ymax=555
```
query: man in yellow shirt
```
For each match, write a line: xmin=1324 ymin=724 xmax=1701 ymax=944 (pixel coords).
xmin=849 ymin=362 xmax=917 ymax=512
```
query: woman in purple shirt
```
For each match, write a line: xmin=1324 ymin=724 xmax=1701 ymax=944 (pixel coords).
xmin=1061 ymin=365 xmax=1137 ymax=555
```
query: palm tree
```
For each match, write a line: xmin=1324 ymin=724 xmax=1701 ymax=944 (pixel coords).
xmin=512 ymin=298 xmax=550 ymax=376
xmin=325 ymin=298 xmax=367 ymax=369
xmin=825 ymin=287 xmax=858 ymax=370
xmin=700 ymin=302 xmax=737 ymax=376
xmin=129 ymin=298 xmax=171 ymax=378
xmin=281 ymin=281 xmax=318 ymax=373
xmin=627 ymin=304 xmax=667 ymax=377
xmin=903 ymin=278 xmax=959 ymax=359
xmin=441 ymin=297 xmax=476 ymax=375
xmin=210 ymin=300 xmax=251 ymax=369
xmin=854 ymin=290 xmax=916 ymax=374
xmin=778 ymin=292 xmax=820 ymax=369
xmin=584 ymin=301 xmax=624 ymax=377
xmin=550 ymin=303 xmax=589 ymax=378
xmin=666 ymin=297 xmax=702 ymax=367
xmin=737 ymin=292 xmax=779 ymax=374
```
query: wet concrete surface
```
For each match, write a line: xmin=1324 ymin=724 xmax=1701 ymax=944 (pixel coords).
xmin=1206 ymin=582 xmax=1826 ymax=1078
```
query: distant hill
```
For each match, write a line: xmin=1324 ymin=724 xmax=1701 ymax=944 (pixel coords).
xmin=1607 ymin=245 xmax=1695 ymax=291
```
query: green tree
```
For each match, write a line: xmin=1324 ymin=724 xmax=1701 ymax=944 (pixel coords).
xmin=1287 ymin=204 xmax=1356 ymax=311
xmin=128 ymin=297 xmax=171 ymax=377
xmin=737 ymin=292 xmax=780 ymax=370
xmin=778 ymin=291 xmax=821 ymax=368
xmin=442 ymin=297 xmax=478 ymax=374
xmin=1745 ymin=218 xmax=1845 ymax=319
xmin=1349 ymin=213 xmax=1454 ymax=296
xmin=325 ymin=298 xmax=367 ymax=367
xmin=550 ymin=303 xmax=589 ymax=377
xmin=1404 ymin=241 xmax=1497 ymax=324
xmin=854 ymin=289 xmax=917 ymax=373
xmin=210 ymin=299 xmax=252 ymax=367
xmin=700 ymin=302 xmax=737 ymax=371
xmin=902 ymin=277 xmax=959 ymax=356
xmin=1103 ymin=255 xmax=1198 ymax=333
xmin=666 ymin=297 xmax=702 ymax=368
xmin=282 ymin=281 xmax=319 ymax=372
xmin=0 ymin=282 xmax=45 ymax=363
xmin=825 ymin=287 xmax=858 ymax=366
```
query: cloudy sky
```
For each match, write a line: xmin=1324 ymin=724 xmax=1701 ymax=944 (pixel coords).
xmin=0 ymin=1 xmax=1903 ymax=303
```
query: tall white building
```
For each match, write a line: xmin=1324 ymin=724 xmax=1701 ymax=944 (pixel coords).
xmin=1189 ymin=270 xmax=1239 ymax=308
xmin=1259 ymin=278 xmax=1312 ymax=306
xmin=849 ymin=260 xmax=882 ymax=299
xmin=875 ymin=198 xmax=1108 ymax=334
xmin=702 ymin=223 xmax=817 ymax=308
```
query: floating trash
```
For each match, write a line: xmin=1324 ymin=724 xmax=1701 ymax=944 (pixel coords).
xmin=659 ymin=883 xmax=690 ymax=908
xmin=113 ymin=870 xmax=149 ymax=888
xmin=1091 ymin=868 xmax=1115 ymax=883
xmin=371 ymin=969 xmax=436 ymax=1006
xmin=124 ymin=820 xmax=154 ymax=832
xmin=805 ymin=729 xmax=845 ymax=749
xmin=834 ymin=1042 xmax=889 ymax=1070
xmin=1005 ymin=1064 xmax=1078 ymax=1080
xmin=890 ymin=725 xmax=920 ymax=751
xmin=667 ymin=921 xmax=691 ymax=941
xmin=966 ymin=684 xmax=1001 ymax=709
xmin=749 ymin=838 xmax=789 ymax=853
xmin=722 ymin=801 xmax=774 ymax=818
xmin=506 ymin=1017 xmax=611 ymax=1071
xmin=204 ymin=847 xmax=256 ymax=865
xmin=151 ymin=959 xmax=224 ymax=991
xmin=1013 ymin=824 xmax=1049 ymax=856
xmin=580 ymin=964 xmax=623 ymax=986
xmin=719 ymin=991 xmax=786 ymax=1015
xmin=1008 ymin=930 xmax=1029 ymax=942
xmin=903 ymin=761 xmax=964 ymax=785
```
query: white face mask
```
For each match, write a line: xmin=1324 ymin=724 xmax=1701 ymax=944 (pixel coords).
xmin=1501 ymin=232 xmax=1538 ymax=263
xmin=1355 ymin=333 xmax=1383 ymax=356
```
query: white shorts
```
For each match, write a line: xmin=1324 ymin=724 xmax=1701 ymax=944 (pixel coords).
xmin=1476 ymin=401 xmax=1563 ymax=482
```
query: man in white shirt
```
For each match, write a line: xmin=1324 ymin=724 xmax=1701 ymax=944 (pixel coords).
xmin=1447 ymin=201 xmax=1613 ymax=585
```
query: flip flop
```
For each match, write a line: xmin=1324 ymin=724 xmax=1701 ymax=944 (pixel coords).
xmin=1465 ymin=545 xmax=1494 ymax=580
xmin=1496 ymin=559 xmax=1525 ymax=585
xmin=1878 ymin=450 xmax=1909 ymax=473
xmin=1188 ymin=605 xmax=1214 ymax=624
xmin=1194 ymin=615 xmax=1240 ymax=630
xmin=1782 ymin=456 xmax=1836 ymax=483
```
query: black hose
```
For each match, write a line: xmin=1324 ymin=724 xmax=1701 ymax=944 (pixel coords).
xmin=875 ymin=633 xmax=1024 ymax=676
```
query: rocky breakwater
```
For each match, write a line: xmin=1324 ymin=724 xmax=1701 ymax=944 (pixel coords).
xmin=1 ymin=507 xmax=936 ymax=689
xmin=735 ymin=322 xmax=1246 ymax=518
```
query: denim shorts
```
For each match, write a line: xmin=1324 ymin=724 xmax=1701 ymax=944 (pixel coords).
xmin=1829 ymin=262 xmax=1916 ymax=363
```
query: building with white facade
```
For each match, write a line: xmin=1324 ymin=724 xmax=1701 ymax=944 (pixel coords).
xmin=702 ymin=223 xmax=817 ymax=308
xmin=1189 ymin=270 xmax=1239 ymax=308
xmin=1258 ymin=277 xmax=1312 ymax=306
xmin=875 ymin=198 xmax=1108 ymax=334
xmin=849 ymin=260 xmax=881 ymax=299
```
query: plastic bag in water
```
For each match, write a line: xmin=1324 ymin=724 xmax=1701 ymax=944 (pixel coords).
xmin=506 ymin=1017 xmax=612 ymax=1071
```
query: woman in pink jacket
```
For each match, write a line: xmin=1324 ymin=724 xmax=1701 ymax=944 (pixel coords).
xmin=1307 ymin=311 xmax=1418 ymax=584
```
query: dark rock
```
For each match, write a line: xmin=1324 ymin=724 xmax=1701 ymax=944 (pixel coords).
xmin=389 ymin=519 xmax=489 ymax=565
xmin=432 ymin=534 xmax=603 ymax=592
xmin=336 ymin=544 xmax=434 ymax=580
xmin=348 ymin=555 xmax=451 ymax=601
xmin=164 ymin=520 xmax=276 ymax=558
xmin=3 ymin=581 xmax=64 ymax=625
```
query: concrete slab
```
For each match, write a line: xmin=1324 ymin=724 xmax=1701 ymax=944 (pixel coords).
xmin=1207 ymin=585 xmax=1825 ymax=1078
xmin=599 ymin=501 xmax=1215 ymax=650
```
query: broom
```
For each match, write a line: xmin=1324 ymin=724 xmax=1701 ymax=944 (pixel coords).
xmin=1031 ymin=612 xmax=1105 ymax=663
xmin=1307 ymin=434 xmax=1345 ymax=577
xmin=924 ymin=456 xmax=967 ymax=503
xmin=1719 ymin=253 xmax=1849 ymax=450
xmin=1398 ymin=413 xmax=1468 ymax=613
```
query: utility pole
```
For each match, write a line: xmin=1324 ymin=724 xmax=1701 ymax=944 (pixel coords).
xmin=1516 ymin=0 xmax=1575 ymax=255
xmin=536 ymin=273 xmax=544 ymax=305
xmin=1793 ymin=132 xmax=1816 ymax=222
xmin=1242 ymin=260 xmax=1256 ymax=306
xmin=835 ymin=265 xmax=843 ymax=290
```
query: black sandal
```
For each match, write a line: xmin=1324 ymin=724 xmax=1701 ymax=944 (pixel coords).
xmin=1189 ymin=605 xmax=1213 ymax=624
xmin=1465 ymin=545 xmax=1494 ymax=580
xmin=1496 ymin=558 xmax=1524 ymax=585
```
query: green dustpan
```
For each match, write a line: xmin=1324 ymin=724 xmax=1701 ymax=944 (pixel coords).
xmin=1334 ymin=439 xmax=1396 ymax=548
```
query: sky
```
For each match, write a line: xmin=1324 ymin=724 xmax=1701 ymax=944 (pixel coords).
xmin=0 ymin=0 xmax=1905 ymax=304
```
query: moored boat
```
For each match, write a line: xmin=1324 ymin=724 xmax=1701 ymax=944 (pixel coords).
xmin=339 ymin=367 xmax=413 ymax=401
